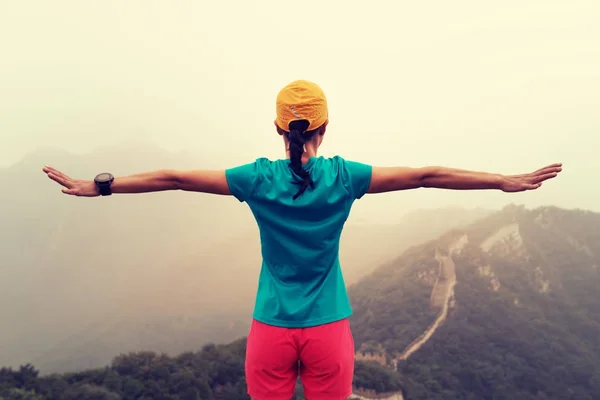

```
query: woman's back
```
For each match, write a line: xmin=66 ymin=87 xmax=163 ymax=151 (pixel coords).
xmin=226 ymin=155 xmax=372 ymax=327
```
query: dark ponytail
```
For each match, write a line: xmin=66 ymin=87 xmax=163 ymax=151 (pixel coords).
xmin=286 ymin=119 xmax=316 ymax=200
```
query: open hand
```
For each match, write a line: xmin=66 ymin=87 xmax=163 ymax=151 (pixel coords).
xmin=42 ymin=166 xmax=99 ymax=197
xmin=500 ymin=163 xmax=562 ymax=193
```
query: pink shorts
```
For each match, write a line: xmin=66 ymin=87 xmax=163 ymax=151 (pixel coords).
xmin=245 ymin=318 xmax=354 ymax=400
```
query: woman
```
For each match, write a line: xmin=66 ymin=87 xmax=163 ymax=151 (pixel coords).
xmin=43 ymin=80 xmax=562 ymax=400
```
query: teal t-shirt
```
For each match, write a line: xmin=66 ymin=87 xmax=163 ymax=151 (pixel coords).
xmin=225 ymin=156 xmax=372 ymax=328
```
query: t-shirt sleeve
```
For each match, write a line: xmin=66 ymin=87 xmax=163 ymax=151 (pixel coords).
xmin=344 ymin=159 xmax=373 ymax=199
xmin=225 ymin=161 xmax=260 ymax=202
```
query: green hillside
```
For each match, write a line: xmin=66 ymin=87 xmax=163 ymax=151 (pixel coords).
xmin=0 ymin=341 xmax=401 ymax=400
xmin=3 ymin=205 xmax=600 ymax=399
xmin=350 ymin=205 xmax=600 ymax=399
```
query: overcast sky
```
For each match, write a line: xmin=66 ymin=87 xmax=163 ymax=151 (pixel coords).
xmin=1 ymin=0 xmax=598 ymax=218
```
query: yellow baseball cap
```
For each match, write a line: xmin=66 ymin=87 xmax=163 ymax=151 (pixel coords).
xmin=275 ymin=80 xmax=328 ymax=132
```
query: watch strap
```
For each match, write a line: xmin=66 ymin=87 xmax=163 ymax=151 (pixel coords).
xmin=97 ymin=182 xmax=112 ymax=196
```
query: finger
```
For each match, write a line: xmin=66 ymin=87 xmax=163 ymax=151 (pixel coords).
xmin=535 ymin=163 xmax=562 ymax=172
xmin=530 ymin=163 xmax=562 ymax=174
xmin=511 ymin=163 xmax=562 ymax=179
xmin=48 ymin=172 xmax=74 ymax=189
xmin=62 ymin=188 xmax=78 ymax=196
xmin=528 ymin=171 xmax=559 ymax=184
xmin=43 ymin=166 xmax=72 ymax=181
xmin=532 ymin=165 xmax=562 ymax=177
xmin=519 ymin=183 xmax=542 ymax=192
xmin=51 ymin=168 xmax=72 ymax=181
xmin=43 ymin=165 xmax=59 ymax=175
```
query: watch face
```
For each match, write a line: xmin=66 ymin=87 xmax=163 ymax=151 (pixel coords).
xmin=95 ymin=173 xmax=113 ymax=183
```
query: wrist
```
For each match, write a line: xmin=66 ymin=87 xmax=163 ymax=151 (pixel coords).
xmin=495 ymin=174 xmax=508 ymax=190
xmin=94 ymin=173 xmax=114 ymax=196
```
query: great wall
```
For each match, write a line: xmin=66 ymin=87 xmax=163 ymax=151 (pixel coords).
xmin=352 ymin=235 xmax=468 ymax=399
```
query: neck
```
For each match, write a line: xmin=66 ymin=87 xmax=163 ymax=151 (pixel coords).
xmin=285 ymin=143 xmax=318 ymax=164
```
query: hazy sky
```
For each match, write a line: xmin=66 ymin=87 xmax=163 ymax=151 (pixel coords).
xmin=1 ymin=1 xmax=598 ymax=216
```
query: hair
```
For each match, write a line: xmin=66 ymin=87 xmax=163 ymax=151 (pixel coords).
xmin=285 ymin=119 xmax=319 ymax=200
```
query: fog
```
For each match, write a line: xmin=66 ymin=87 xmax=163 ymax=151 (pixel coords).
xmin=0 ymin=0 xmax=598 ymax=373
xmin=1 ymin=1 xmax=598 ymax=220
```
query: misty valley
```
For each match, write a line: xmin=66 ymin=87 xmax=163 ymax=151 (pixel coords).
xmin=2 ymin=151 xmax=599 ymax=399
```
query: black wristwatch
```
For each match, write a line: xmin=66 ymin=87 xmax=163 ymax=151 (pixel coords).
xmin=94 ymin=173 xmax=114 ymax=196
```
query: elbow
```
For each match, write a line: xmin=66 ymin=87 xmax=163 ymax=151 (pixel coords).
xmin=418 ymin=166 xmax=440 ymax=188
xmin=163 ymin=170 xmax=183 ymax=190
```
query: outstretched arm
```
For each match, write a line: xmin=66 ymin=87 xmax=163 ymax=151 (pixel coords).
xmin=367 ymin=163 xmax=562 ymax=194
xmin=42 ymin=166 xmax=232 ymax=197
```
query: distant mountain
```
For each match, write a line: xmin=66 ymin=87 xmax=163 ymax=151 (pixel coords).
xmin=340 ymin=206 xmax=491 ymax=286
xmin=1 ymin=147 xmax=490 ymax=374
xmin=349 ymin=205 xmax=600 ymax=400
xmin=0 ymin=146 xmax=253 ymax=372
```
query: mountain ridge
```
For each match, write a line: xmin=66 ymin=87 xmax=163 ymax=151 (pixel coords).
xmin=2 ymin=204 xmax=599 ymax=399
xmin=350 ymin=204 xmax=600 ymax=399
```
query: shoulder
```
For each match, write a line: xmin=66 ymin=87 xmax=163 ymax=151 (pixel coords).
xmin=327 ymin=155 xmax=373 ymax=199
xmin=310 ymin=155 xmax=347 ymax=169
xmin=237 ymin=157 xmax=293 ymax=188
xmin=225 ymin=157 xmax=275 ymax=202
xmin=325 ymin=155 xmax=372 ymax=172
xmin=227 ymin=157 xmax=278 ymax=172
xmin=254 ymin=157 xmax=287 ymax=176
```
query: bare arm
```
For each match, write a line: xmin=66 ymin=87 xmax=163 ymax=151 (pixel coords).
xmin=367 ymin=163 xmax=562 ymax=194
xmin=112 ymin=169 xmax=231 ymax=195
xmin=42 ymin=166 xmax=232 ymax=197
